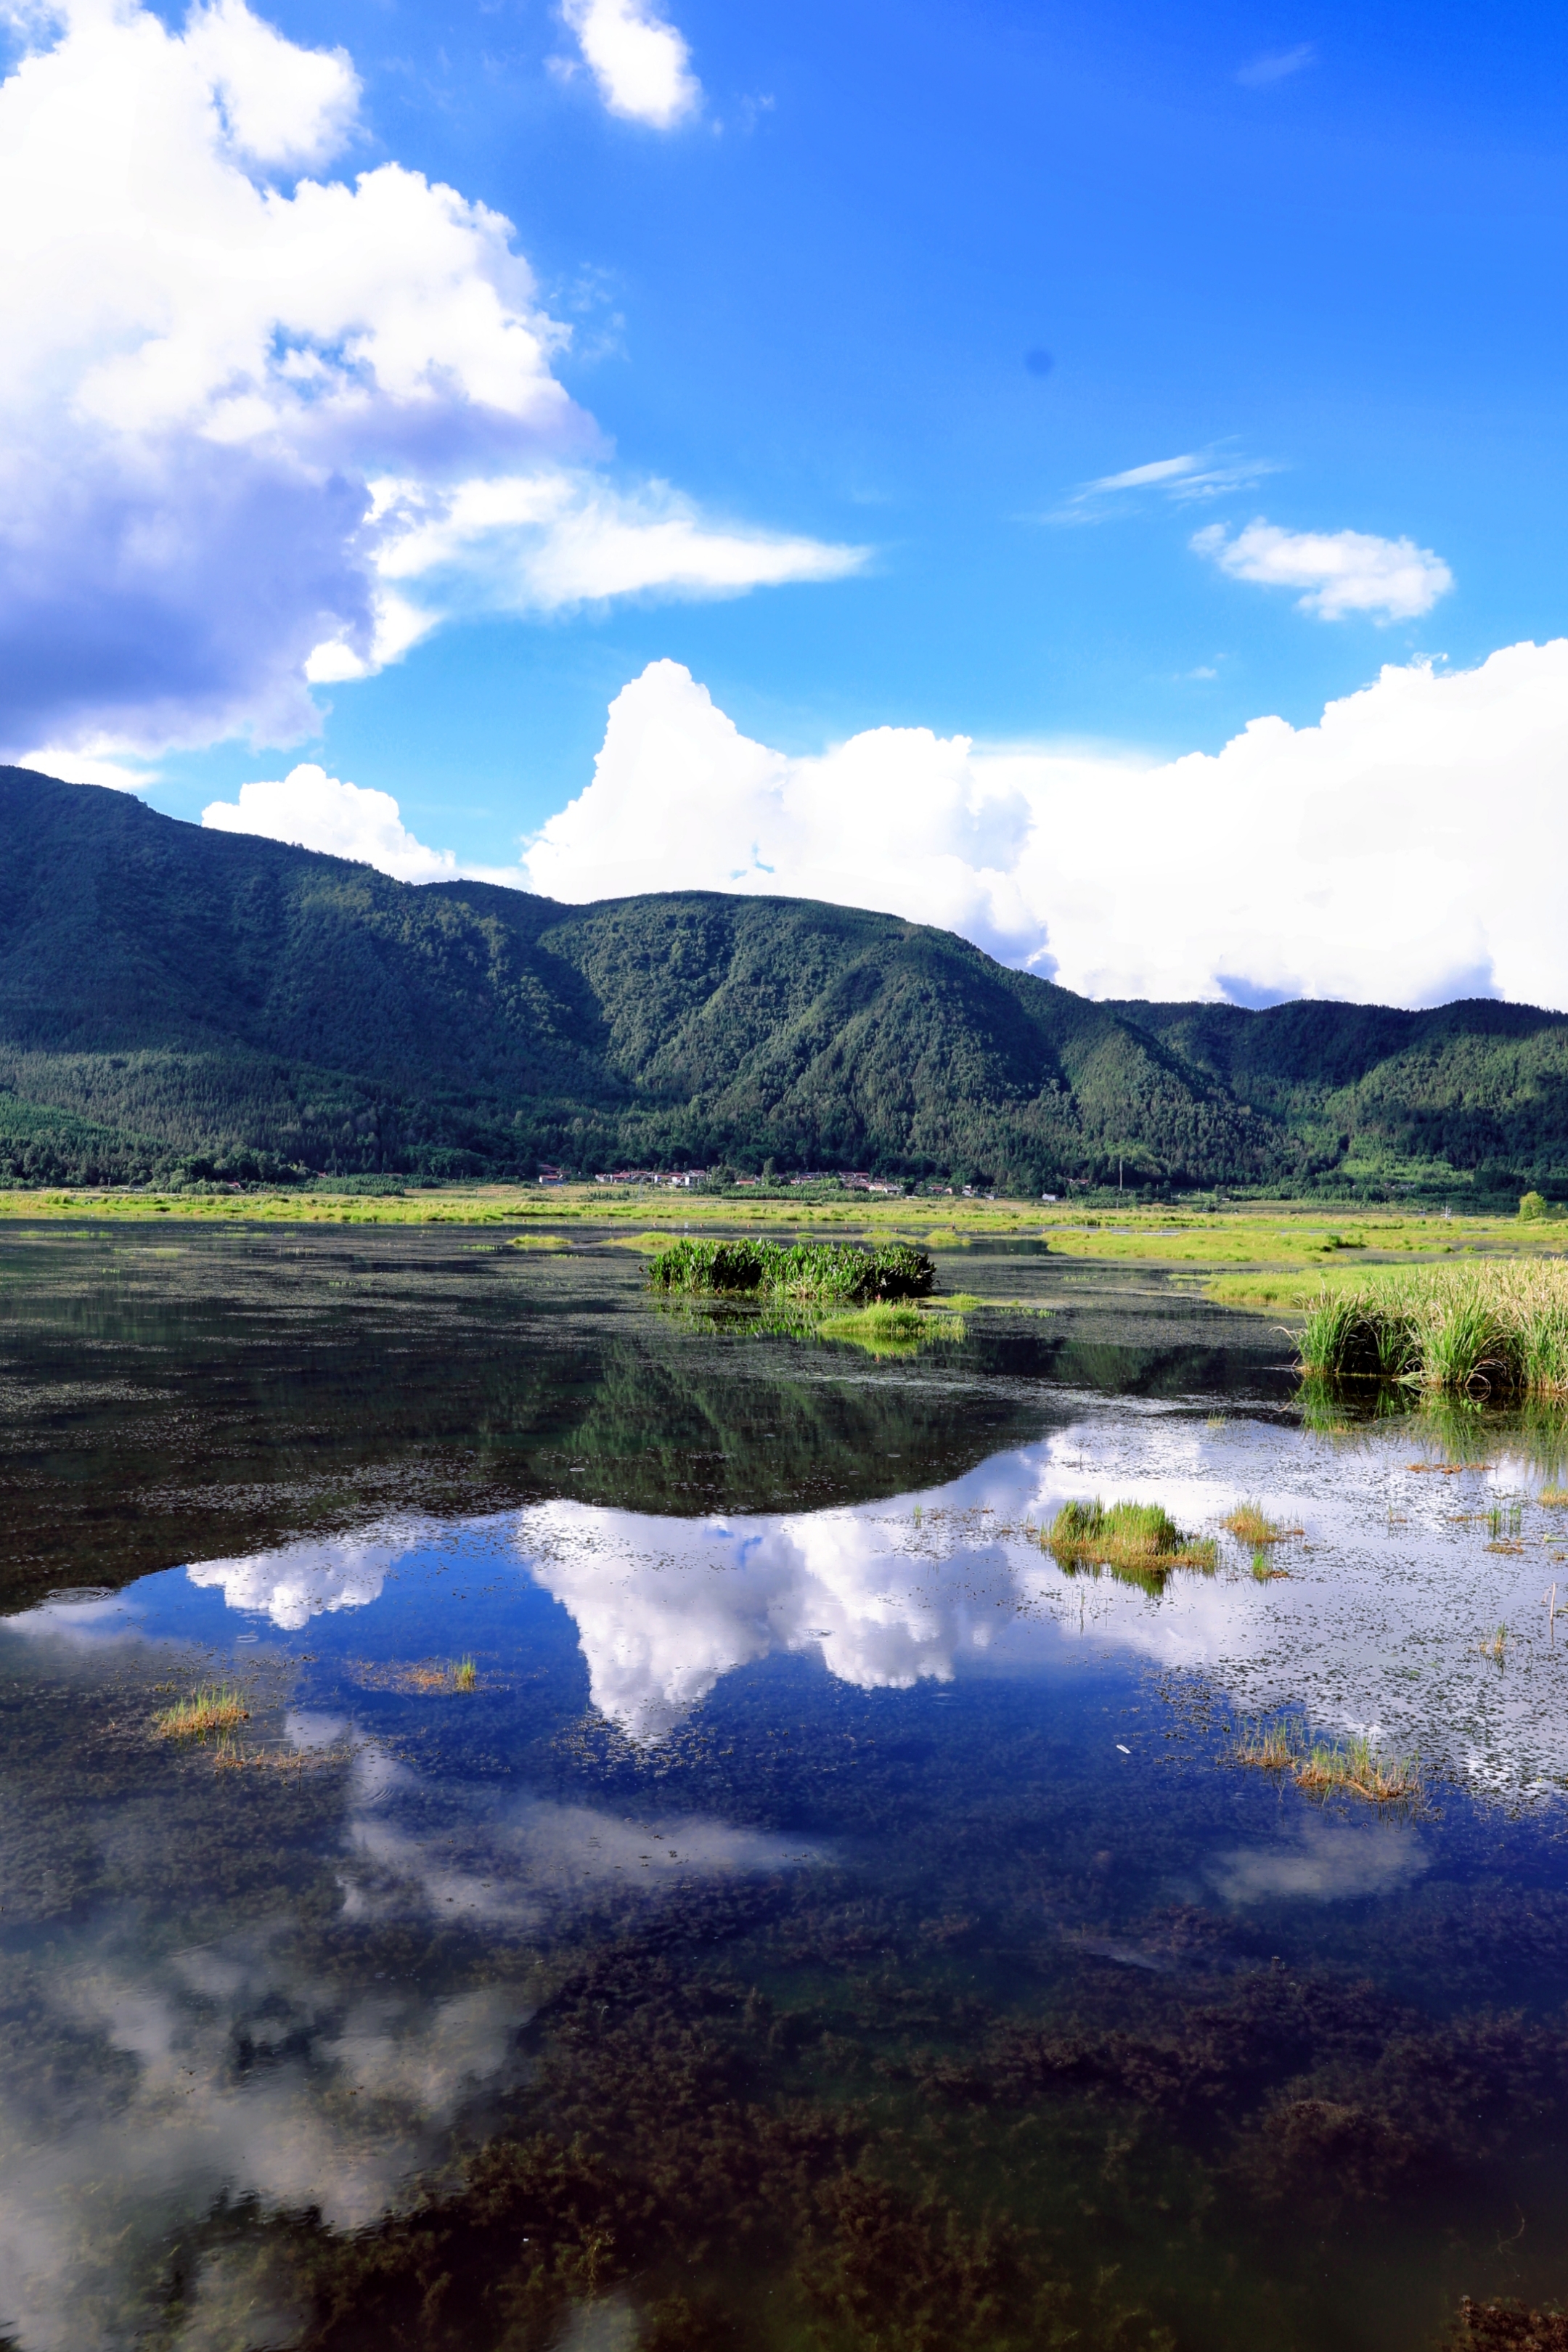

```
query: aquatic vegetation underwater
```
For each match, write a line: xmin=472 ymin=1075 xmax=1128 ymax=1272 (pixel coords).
xmin=1448 ymin=2299 xmax=1568 ymax=2348
xmin=1296 ymin=1260 xmax=1568 ymax=1397
xmin=646 ymin=1237 xmax=936 ymax=1305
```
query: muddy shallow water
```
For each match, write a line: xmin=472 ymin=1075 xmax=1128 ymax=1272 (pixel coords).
xmin=1 ymin=1224 xmax=1566 ymax=2351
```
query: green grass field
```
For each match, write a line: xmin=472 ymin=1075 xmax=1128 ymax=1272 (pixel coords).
xmin=0 ymin=1185 xmax=1561 ymax=1306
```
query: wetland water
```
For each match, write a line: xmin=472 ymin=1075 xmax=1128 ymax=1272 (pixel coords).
xmin=2 ymin=1223 xmax=1567 ymax=2351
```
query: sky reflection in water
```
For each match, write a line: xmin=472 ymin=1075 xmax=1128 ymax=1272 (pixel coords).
xmin=5 ymin=1373 xmax=1568 ymax=2345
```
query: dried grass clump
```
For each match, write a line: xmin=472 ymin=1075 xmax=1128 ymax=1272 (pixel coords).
xmin=1222 ymin=1500 xmax=1301 ymax=1545
xmin=154 ymin=1684 xmax=248 ymax=1739
xmin=1236 ymin=1717 xmax=1418 ymax=1805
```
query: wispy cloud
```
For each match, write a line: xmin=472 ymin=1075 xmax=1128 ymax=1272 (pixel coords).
xmin=1236 ymin=42 xmax=1315 ymax=89
xmin=1048 ymin=447 xmax=1280 ymax=524
xmin=1192 ymin=517 xmax=1453 ymax=621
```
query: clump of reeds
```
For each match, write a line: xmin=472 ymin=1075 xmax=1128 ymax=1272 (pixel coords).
xmin=1296 ymin=1260 xmax=1568 ymax=1398
xmin=1478 ymin=1624 xmax=1508 ymax=1662
xmin=1236 ymin=1716 xmax=1418 ymax=1805
xmin=1046 ymin=1498 xmax=1217 ymax=1591
xmin=1250 ymin=1547 xmax=1289 ymax=1583
xmin=1541 ymin=1487 xmax=1568 ymax=1507
xmin=155 ymin=1684 xmax=248 ymax=1739
xmin=647 ymin=1237 xmax=935 ymax=1306
xmin=1222 ymin=1500 xmax=1300 ymax=1545
xmin=454 ymin=1657 xmax=478 ymax=1691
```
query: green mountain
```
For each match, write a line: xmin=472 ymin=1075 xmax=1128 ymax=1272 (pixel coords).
xmin=1 ymin=764 xmax=1564 ymax=1196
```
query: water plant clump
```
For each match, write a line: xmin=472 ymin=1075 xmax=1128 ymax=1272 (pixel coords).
xmin=1045 ymin=1498 xmax=1217 ymax=1591
xmin=1236 ymin=1716 xmax=1419 ymax=1805
xmin=454 ymin=1656 xmax=478 ymax=1691
xmin=1222 ymin=1500 xmax=1299 ymax=1544
xmin=647 ymin=1236 xmax=936 ymax=1305
xmin=1295 ymin=1260 xmax=1568 ymax=1397
xmin=154 ymin=1684 xmax=249 ymax=1739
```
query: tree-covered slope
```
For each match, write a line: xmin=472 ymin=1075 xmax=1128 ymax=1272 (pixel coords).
xmin=1108 ymin=997 xmax=1568 ymax=1183
xmin=2 ymin=764 xmax=1565 ymax=1193
xmin=0 ymin=766 xmax=1289 ymax=1186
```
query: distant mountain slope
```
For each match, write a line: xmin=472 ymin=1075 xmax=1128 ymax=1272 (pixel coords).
xmin=0 ymin=764 xmax=1562 ymax=1194
xmin=1108 ymin=997 xmax=1568 ymax=1186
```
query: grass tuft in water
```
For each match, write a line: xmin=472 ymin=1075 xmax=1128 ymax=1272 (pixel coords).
xmin=1046 ymin=1498 xmax=1217 ymax=1591
xmin=155 ymin=1684 xmax=249 ymax=1739
xmin=1222 ymin=1500 xmax=1299 ymax=1544
xmin=1478 ymin=1624 xmax=1508 ymax=1662
xmin=454 ymin=1657 xmax=478 ymax=1691
xmin=817 ymin=1302 xmax=961 ymax=1357
xmin=1237 ymin=1715 xmax=1419 ymax=1804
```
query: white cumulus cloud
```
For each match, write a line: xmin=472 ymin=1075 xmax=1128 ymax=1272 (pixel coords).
xmin=202 ymin=634 xmax=1568 ymax=1013
xmin=559 ymin=0 xmax=701 ymax=128
xmin=0 ymin=0 xmax=848 ymax=765
xmin=1193 ymin=518 xmax=1453 ymax=621
xmin=202 ymin=767 xmax=461 ymax=883
xmin=516 ymin=640 xmax=1568 ymax=1010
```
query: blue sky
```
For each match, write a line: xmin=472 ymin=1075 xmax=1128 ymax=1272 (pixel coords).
xmin=3 ymin=0 xmax=1567 ymax=1004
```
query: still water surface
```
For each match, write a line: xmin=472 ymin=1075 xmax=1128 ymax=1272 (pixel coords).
xmin=2 ymin=1225 xmax=1567 ymax=2350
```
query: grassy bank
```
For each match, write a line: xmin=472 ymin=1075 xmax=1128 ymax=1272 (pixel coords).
xmin=1 ymin=1185 xmax=1560 ymax=1268
xmin=1294 ymin=1259 xmax=1568 ymax=1396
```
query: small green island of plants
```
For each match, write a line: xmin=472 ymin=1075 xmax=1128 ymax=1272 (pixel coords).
xmin=646 ymin=1236 xmax=936 ymax=1305
xmin=1045 ymin=1498 xmax=1217 ymax=1591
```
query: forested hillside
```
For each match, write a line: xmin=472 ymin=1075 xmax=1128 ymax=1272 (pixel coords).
xmin=1 ymin=765 xmax=1564 ymax=1195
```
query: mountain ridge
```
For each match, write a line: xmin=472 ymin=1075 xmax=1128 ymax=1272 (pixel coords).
xmin=1 ymin=764 xmax=1564 ymax=1196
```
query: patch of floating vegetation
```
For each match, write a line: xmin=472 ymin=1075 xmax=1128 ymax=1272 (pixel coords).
xmin=817 ymin=1302 xmax=960 ymax=1357
xmin=646 ymin=1236 xmax=935 ymax=1306
xmin=153 ymin=1684 xmax=248 ymax=1739
xmin=1045 ymin=1499 xmax=1217 ymax=1593
xmin=1236 ymin=1716 xmax=1420 ymax=1806
xmin=348 ymin=1657 xmax=481 ymax=1696
xmin=1297 ymin=1260 xmax=1568 ymax=1397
